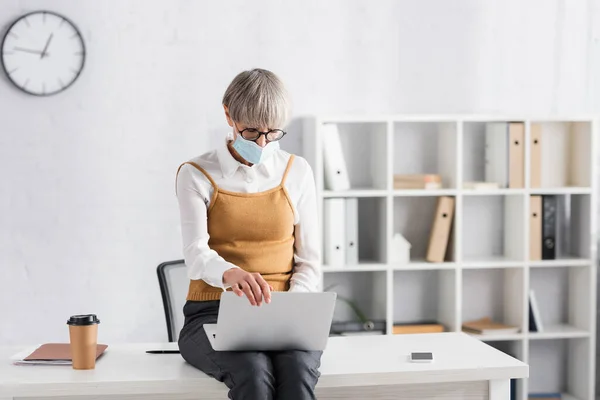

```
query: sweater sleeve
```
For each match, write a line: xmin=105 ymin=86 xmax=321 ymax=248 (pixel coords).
xmin=176 ymin=164 xmax=239 ymax=289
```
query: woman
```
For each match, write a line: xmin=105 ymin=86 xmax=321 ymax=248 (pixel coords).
xmin=175 ymin=68 xmax=321 ymax=400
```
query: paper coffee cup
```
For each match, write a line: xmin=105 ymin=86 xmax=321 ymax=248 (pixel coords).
xmin=67 ymin=314 xmax=100 ymax=370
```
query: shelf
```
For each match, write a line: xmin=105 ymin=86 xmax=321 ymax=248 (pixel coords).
xmin=323 ymin=271 xmax=387 ymax=324
xmin=461 ymin=257 xmax=524 ymax=269
xmin=462 ymin=269 xmax=525 ymax=333
xmin=388 ymin=187 xmax=594 ymax=196
xmin=393 ymin=261 xmax=457 ymax=270
xmin=316 ymin=114 xmax=598 ymax=123
xmin=462 ymin=189 xmax=526 ymax=196
xmin=528 ymin=338 xmax=591 ymax=400
xmin=529 ymin=187 xmax=592 ymax=195
xmin=323 ymin=262 xmax=462 ymax=272
xmin=528 ymin=324 xmax=589 ymax=340
xmin=466 ymin=332 xmax=525 ymax=342
xmin=393 ymin=196 xmax=456 ymax=263
xmin=392 ymin=189 xmax=457 ymax=197
xmin=461 ymin=195 xmax=525 ymax=261
xmin=318 ymin=115 xmax=391 ymax=124
xmin=323 ymin=122 xmax=388 ymax=190
xmin=322 ymin=189 xmax=388 ymax=198
xmin=322 ymin=197 xmax=387 ymax=266
xmin=392 ymin=121 xmax=458 ymax=189
xmin=393 ymin=269 xmax=457 ymax=332
xmin=529 ymin=121 xmax=592 ymax=189
xmin=322 ymin=264 xmax=388 ymax=273
xmin=357 ymin=197 xmax=387 ymax=263
xmin=529 ymin=258 xmax=591 ymax=268
xmin=309 ymin=116 xmax=597 ymax=400
xmin=529 ymin=267 xmax=592 ymax=333
xmin=462 ymin=121 xmax=526 ymax=190
xmin=528 ymin=193 xmax=592 ymax=260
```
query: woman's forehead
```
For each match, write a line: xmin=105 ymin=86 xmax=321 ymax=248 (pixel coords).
xmin=236 ymin=121 xmax=274 ymax=130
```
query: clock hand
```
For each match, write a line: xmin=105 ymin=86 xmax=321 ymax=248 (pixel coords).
xmin=41 ymin=33 xmax=54 ymax=59
xmin=13 ymin=47 xmax=44 ymax=55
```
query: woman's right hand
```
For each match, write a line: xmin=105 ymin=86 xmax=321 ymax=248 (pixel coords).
xmin=223 ymin=268 xmax=272 ymax=306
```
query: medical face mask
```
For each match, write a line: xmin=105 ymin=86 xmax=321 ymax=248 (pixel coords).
xmin=231 ymin=134 xmax=280 ymax=165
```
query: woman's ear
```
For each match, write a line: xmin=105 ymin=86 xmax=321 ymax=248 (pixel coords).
xmin=223 ymin=105 xmax=234 ymax=127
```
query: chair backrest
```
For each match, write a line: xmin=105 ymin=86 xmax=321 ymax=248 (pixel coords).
xmin=156 ymin=260 xmax=188 ymax=342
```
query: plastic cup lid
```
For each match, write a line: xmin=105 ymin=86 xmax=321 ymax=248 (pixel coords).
xmin=67 ymin=314 xmax=100 ymax=326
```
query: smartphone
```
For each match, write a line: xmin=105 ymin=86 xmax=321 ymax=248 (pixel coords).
xmin=410 ymin=352 xmax=434 ymax=363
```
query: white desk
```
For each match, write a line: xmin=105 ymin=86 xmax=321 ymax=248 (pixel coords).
xmin=0 ymin=332 xmax=528 ymax=400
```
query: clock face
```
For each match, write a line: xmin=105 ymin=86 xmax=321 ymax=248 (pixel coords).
xmin=1 ymin=11 xmax=85 ymax=96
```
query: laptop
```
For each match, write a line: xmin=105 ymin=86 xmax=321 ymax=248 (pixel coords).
xmin=203 ymin=291 xmax=337 ymax=351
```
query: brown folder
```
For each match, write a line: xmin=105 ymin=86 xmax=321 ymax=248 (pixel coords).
xmin=462 ymin=317 xmax=519 ymax=335
xmin=393 ymin=324 xmax=445 ymax=334
xmin=530 ymin=123 xmax=542 ymax=188
xmin=426 ymin=196 xmax=455 ymax=263
xmin=24 ymin=343 xmax=108 ymax=361
xmin=529 ymin=196 xmax=542 ymax=261
xmin=508 ymin=122 xmax=525 ymax=188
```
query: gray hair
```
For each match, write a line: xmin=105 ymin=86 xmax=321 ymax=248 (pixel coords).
xmin=222 ymin=68 xmax=290 ymax=129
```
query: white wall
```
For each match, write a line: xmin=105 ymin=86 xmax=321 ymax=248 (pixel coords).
xmin=1 ymin=0 xmax=598 ymax=345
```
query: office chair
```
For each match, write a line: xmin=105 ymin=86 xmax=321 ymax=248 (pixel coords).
xmin=156 ymin=259 xmax=188 ymax=342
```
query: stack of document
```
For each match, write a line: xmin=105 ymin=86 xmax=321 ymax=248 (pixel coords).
xmin=11 ymin=345 xmax=71 ymax=365
xmin=393 ymin=174 xmax=442 ymax=190
xmin=10 ymin=343 xmax=108 ymax=366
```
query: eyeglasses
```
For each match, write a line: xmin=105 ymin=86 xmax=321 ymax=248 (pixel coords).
xmin=237 ymin=128 xmax=287 ymax=142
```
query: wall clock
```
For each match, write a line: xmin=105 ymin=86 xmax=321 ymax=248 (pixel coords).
xmin=1 ymin=11 xmax=85 ymax=96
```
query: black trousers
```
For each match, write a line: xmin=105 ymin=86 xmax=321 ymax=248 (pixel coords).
xmin=178 ymin=300 xmax=322 ymax=400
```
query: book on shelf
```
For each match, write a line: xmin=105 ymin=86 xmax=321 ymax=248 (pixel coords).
xmin=508 ymin=122 xmax=525 ymax=188
xmin=542 ymin=195 xmax=557 ymax=260
xmin=392 ymin=321 xmax=445 ymax=334
xmin=426 ymin=196 xmax=455 ymax=263
xmin=323 ymin=198 xmax=346 ymax=266
xmin=393 ymin=174 xmax=442 ymax=190
xmin=462 ymin=317 xmax=520 ymax=335
xmin=528 ymin=289 xmax=544 ymax=333
xmin=531 ymin=194 xmax=569 ymax=261
xmin=345 ymin=198 xmax=359 ymax=265
xmin=530 ymin=123 xmax=542 ymax=188
xmin=323 ymin=197 xmax=360 ymax=267
xmin=321 ymin=123 xmax=351 ymax=191
xmin=530 ymin=196 xmax=542 ymax=261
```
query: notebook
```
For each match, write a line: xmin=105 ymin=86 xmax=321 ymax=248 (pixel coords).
xmin=12 ymin=343 xmax=108 ymax=365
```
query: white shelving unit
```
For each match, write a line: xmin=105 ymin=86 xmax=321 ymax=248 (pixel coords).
xmin=303 ymin=115 xmax=598 ymax=400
